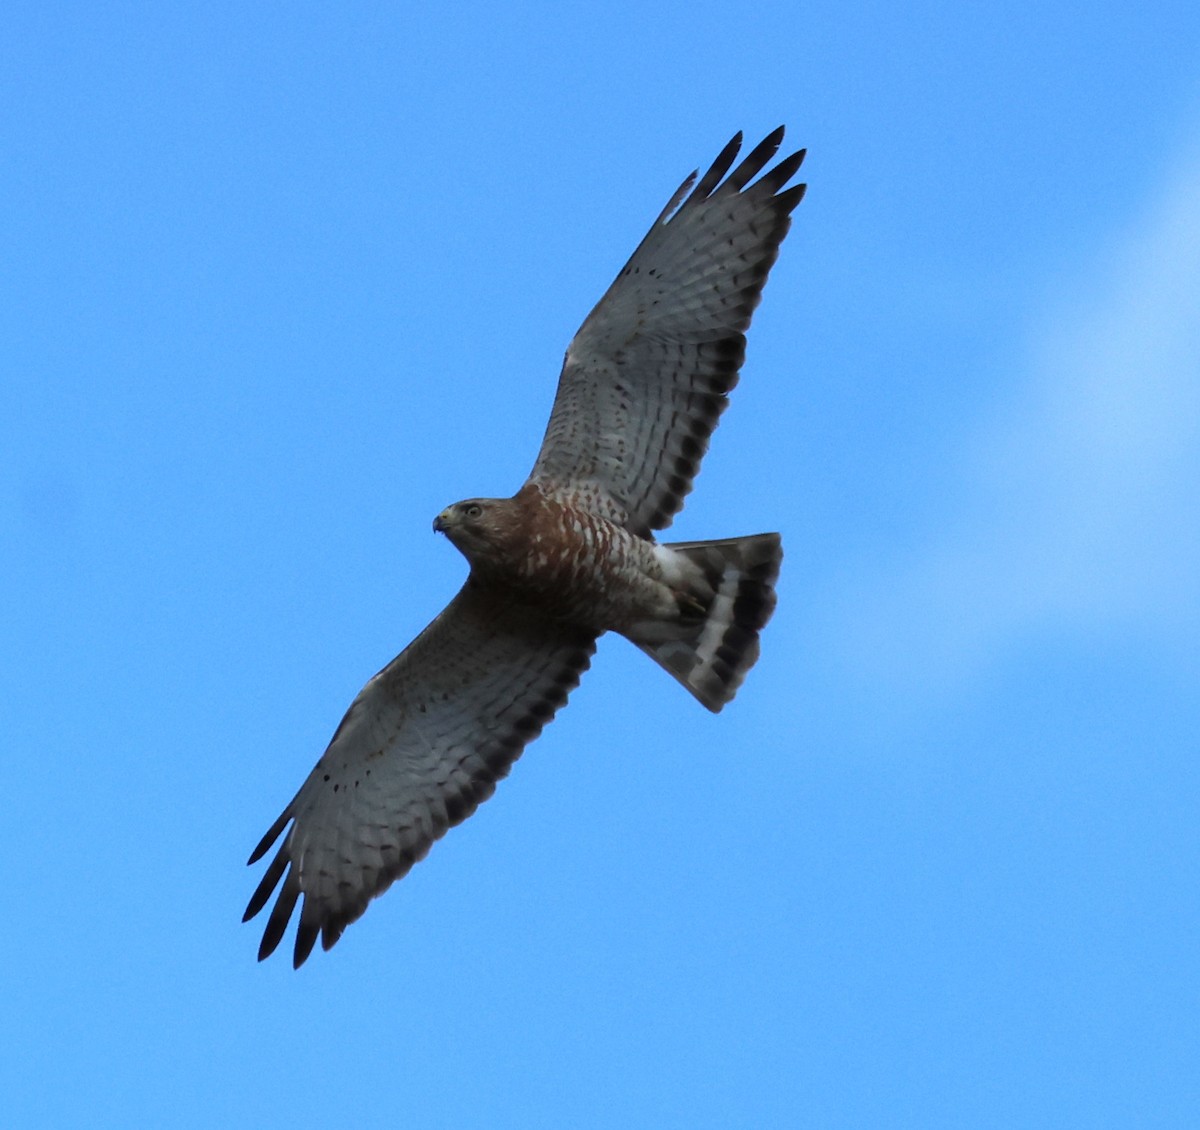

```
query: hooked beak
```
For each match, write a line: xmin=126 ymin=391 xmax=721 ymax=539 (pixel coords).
xmin=433 ymin=510 xmax=450 ymax=534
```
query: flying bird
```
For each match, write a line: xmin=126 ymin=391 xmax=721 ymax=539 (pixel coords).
xmin=245 ymin=127 xmax=806 ymax=966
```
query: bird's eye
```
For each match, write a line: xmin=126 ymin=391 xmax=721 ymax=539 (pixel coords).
xmin=463 ymin=503 xmax=483 ymax=519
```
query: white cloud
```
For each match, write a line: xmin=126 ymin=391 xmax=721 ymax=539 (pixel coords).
xmin=829 ymin=128 xmax=1200 ymax=695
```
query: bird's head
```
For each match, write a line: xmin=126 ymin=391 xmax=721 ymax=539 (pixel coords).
xmin=433 ymin=498 xmax=510 ymax=563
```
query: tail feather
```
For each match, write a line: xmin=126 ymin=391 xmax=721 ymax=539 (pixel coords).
xmin=632 ymin=533 xmax=782 ymax=712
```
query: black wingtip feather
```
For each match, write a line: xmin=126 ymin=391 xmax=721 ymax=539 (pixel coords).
xmin=322 ymin=921 xmax=346 ymax=951
xmin=247 ymin=806 xmax=292 ymax=865
xmin=257 ymin=871 xmax=300 ymax=962
xmin=293 ymin=918 xmax=320 ymax=968
xmin=722 ymin=126 xmax=786 ymax=193
xmin=755 ymin=148 xmax=807 ymax=196
xmin=777 ymin=183 xmax=808 ymax=214
xmin=688 ymin=131 xmax=744 ymax=204
xmin=243 ymin=843 xmax=289 ymax=922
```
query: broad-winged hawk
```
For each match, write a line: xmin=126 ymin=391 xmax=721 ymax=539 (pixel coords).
xmin=245 ymin=128 xmax=806 ymax=966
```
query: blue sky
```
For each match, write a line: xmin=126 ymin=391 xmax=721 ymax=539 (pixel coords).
xmin=4 ymin=2 xmax=1199 ymax=1126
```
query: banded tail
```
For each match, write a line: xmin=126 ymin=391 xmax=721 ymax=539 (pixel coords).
xmin=631 ymin=533 xmax=782 ymax=712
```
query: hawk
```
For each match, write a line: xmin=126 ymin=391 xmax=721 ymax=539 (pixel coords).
xmin=245 ymin=128 xmax=806 ymax=966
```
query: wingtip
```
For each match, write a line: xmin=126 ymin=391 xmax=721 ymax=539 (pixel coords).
xmin=655 ymin=169 xmax=699 ymax=225
xmin=246 ymin=805 xmax=292 ymax=865
xmin=293 ymin=920 xmax=320 ymax=968
xmin=257 ymin=932 xmax=282 ymax=963
xmin=722 ymin=128 xmax=791 ymax=194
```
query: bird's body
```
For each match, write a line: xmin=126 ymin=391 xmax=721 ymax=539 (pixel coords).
xmin=245 ymin=128 xmax=806 ymax=966
xmin=436 ymin=486 xmax=700 ymax=632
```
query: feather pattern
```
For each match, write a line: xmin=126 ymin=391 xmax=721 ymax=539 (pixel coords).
xmin=244 ymin=582 xmax=596 ymax=967
xmin=528 ymin=127 xmax=806 ymax=536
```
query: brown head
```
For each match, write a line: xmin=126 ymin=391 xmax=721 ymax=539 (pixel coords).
xmin=432 ymin=497 xmax=524 ymax=570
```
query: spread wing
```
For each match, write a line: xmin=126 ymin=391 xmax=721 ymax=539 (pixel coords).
xmin=527 ymin=127 xmax=806 ymax=537
xmin=243 ymin=583 xmax=597 ymax=967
